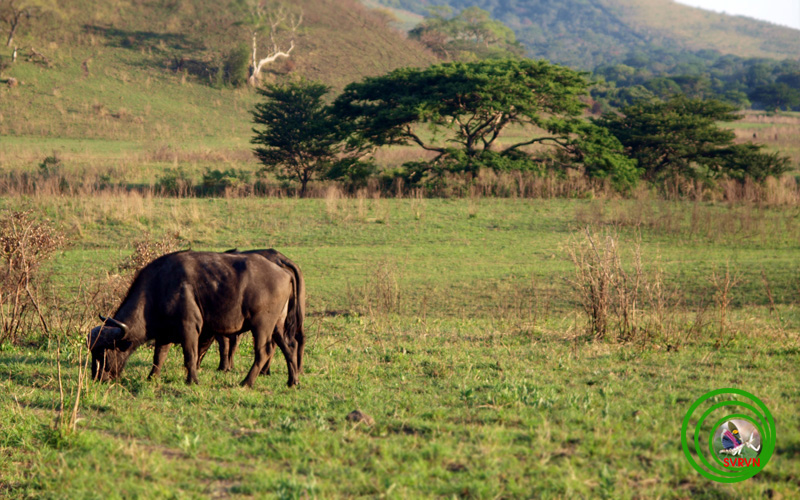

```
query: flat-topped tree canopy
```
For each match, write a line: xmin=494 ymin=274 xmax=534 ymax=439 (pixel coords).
xmin=334 ymin=59 xmax=637 ymax=186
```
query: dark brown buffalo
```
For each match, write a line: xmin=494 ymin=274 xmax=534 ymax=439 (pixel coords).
xmin=88 ymin=251 xmax=301 ymax=387
xmin=201 ymin=248 xmax=306 ymax=376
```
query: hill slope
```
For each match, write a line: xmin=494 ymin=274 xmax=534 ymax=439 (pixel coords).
xmin=0 ymin=0 xmax=435 ymax=143
xmin=366 ymin=0 xmax=800 ymax=68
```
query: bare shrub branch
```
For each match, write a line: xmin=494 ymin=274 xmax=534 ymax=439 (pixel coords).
xmin=0 ymin=210 xmax=64 ymax=344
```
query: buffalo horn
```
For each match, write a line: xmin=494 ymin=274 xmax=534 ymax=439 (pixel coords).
xmin=99 ymin=314 xmax=129 ymax=332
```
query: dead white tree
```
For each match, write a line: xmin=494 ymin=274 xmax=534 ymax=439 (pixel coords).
xmin=245 ymin=1 xmax=302 ymax=87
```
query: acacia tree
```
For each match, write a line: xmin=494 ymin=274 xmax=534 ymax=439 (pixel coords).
xmin=595 ymin=96 xmax=790 ymax=182
xmin=251 ymin=80 xmax=341 ymax=196
xmin=409 ymin=6 xmax=523 ymax=60
xmin=333 ymin=59 xmax=638 ymax=186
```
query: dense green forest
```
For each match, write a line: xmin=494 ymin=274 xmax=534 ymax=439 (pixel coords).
xmin=371 ymin=0 xmax=800 ymax=64
xmin=371 ymin=0 xmax=800 ymax=110
xmin=593 ymin=54 xmax=800 ymax=111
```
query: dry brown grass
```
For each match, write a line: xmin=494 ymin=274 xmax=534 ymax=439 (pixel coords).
xmin=345 ymin=258 xmax=403 ymax=317
xmin=733 ymin=112 xmax=800 ymax=169
xmin=575 ymin=193 xmax=800 ymax=246
xmin=566 ymin=227 xmax=717 ymax=348
xmin=0 ymin=140 xmax=797 ymax=205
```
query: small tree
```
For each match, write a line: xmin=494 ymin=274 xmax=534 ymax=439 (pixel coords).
xmin=251 ymin=80 xmax=341 ymax=196
xmin=596 ymin=96 xmax=790 ymax=182
xmin=409 ymin=6 xmax=523 ymax=60
xmin=0 ymin=0 xmax=30 ymax=47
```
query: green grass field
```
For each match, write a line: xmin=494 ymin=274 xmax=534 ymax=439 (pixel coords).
xmin=0 ymin=196 xmax=798 ymax=498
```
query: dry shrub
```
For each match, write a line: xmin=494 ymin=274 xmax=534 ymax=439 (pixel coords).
xmin=763 ymin=175 xmax=800 ymax=206
xmin=566 ymin=227 xmax=705 ymax=347
xmin=120 ymin=232 xmax=185 ymax=274
xmin=0 ymin=210 xmax=65 ymax=344
xmin=347 ymin=260 xmax=403 ymax=316
xmin=709 ymin=264 xmax=741 ymax=348
xmin=91 ymin=232 xmax=186 ymax=315
xmin=410 ymin=188 xmax=426 ymax=221
xmin=324 ymin=185 xmax=345 ymax=221
xmin=364 ymin=260 xmax=402 ymax=315
xmin=566 ymin=228 xmax=638 ymax=340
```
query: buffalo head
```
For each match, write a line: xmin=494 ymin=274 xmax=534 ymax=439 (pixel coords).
xmin=88 ymin=315 xmax=133 ymax=381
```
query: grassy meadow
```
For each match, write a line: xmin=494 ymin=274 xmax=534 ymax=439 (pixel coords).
xmin=1 ymin=1 xmax=798 ymax=497
xmin=0 ymin=194 xmax=798 ymax=498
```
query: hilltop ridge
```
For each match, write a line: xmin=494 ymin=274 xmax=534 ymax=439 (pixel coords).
xmin=0 ymin=0 xmax=435 ymax=142
xmin=365 ymin=0 xmax=800 ymax=68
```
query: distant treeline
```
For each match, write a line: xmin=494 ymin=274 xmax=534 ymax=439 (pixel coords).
xmin=594 ymin=52 xmax=800 ymax=112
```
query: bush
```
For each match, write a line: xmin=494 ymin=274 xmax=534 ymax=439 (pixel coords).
xmin=92 ymin=232 xmax=187 ymax=317
xmin=324 ymin=158 xmax=377 ymax=189
xmin=200 ymin=168 xmax=251 ymax=195
xmin=156 ymin=167 xmax=194 ymax=196
xmin=0 ymin=210 xmax=65 ymax=345
xmin=217 ymin=44 xmax=251 ymax=88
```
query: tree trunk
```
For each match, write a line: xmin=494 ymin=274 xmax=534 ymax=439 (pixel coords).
xmin=247 ymin=41 xmax=295 ymax=87
xmin=6 ymin=23 xmax=18 ymax=48
xmin=248 ymin=31 xmax=258 ymax=87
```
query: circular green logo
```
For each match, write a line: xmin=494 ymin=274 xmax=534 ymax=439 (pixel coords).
xmin=681 ymin=389 xmax=775 ymax=483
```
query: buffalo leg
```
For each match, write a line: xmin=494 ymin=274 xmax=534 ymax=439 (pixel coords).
xmin=228 ymin=333 xmax=242 ymax=371
xmin=259 ymin=340 xmax=276 ymax=376
xmin=241 ymin=320 xmax=276 ymax=388
xmin=182 ymin=334 xmax=200 ymax=385
xmin=148 ymin=342 xmax=170 ymax=379
xmin=218 ymin=334 xmax=241 ymax=372
xmin=197 ymin=335 xmax=215 ymax=371
xmin=197 ymin=337 xmax=214 ymax=369
xmin=273 ymin=327 xmax=299 ymax=388
xmin=297 ymin=330 xmax=305 ymax=373
xmin=217 ymin=335 xmax=230 ymax=371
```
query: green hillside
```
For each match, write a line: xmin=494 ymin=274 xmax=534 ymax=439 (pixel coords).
xmin=0 ymin=0 xmax=435 ymax=143
xmin=368 ymin=0 xmax=800 ymax=69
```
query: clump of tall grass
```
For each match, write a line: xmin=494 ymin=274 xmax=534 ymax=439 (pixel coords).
xmin=324 ymin=185 xmax=345 ymax=221
xmin=709 ymin=263 xmax=741 ymax=349
xmin=566 ymin=228 xmax=713 ymax=349
xmin=346 ymin=259 xmax=403 ymax=316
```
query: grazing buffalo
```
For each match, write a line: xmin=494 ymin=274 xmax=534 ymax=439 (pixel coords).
xmin=200 ymin=248 xmax=306 ymax=376
xmin=88 ymin=251 xmax=301 ymax=387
